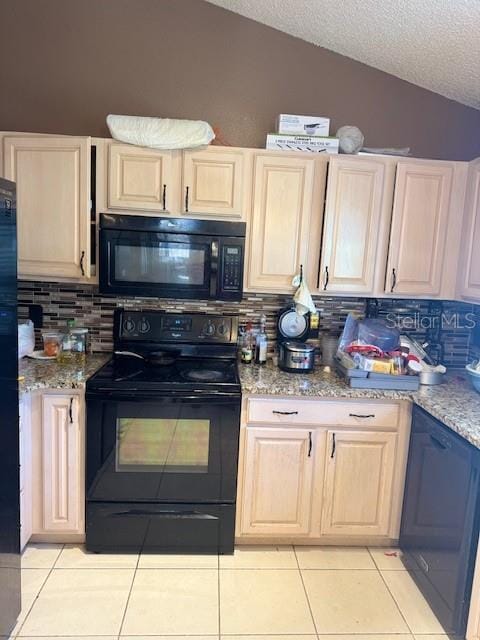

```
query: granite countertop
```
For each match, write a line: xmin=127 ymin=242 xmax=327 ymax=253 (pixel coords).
xmin=19 ymin=354 xmax=110 ymax=393
xmin=240 ymin=362 xmax=480 ymax=449
xmin=18 ymin=355 xmax=480 ymax=450
xmin=239 ymin=362 xmax=413 ymax=400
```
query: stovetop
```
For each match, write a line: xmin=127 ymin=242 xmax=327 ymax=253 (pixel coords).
xmin=87 ymin=308 xmax=241 ymax=395
xmin=87 ymin=355 xmax=241 ymax=394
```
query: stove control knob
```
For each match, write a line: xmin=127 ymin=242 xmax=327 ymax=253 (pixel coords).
xmin=203 ymin=321 xmax=216 ymax=336
xmin=138 ymin=318 xmax=151 ymax=334
xmin=123 ymin=318 xmax=135 ymax=333
xmin=217 ymin=323 xmax=229 ymax=337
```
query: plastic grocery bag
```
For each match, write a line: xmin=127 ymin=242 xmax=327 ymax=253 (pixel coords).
xmin=18 ymin=320 xmax=35 ymax=358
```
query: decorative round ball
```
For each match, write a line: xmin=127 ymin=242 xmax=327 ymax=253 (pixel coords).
xmin=336 ymin=125 xmax=365 ymax=154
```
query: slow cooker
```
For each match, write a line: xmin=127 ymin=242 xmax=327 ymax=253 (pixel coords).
xmin=278 ymin=341 xmax=315 ymax=373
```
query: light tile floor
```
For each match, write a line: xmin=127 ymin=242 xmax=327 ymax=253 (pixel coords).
xmin=5 ymin=544 xmax=454 ymax=639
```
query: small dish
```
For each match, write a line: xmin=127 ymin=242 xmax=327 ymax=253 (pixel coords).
xmin=27 ymin=350 xmax=56 ymax=361
xmin=466 ymin=363 xmax=480 ymax=393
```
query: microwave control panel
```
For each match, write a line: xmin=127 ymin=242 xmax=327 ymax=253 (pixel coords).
xmin=221 ymin=245 xmax=243 ymax=292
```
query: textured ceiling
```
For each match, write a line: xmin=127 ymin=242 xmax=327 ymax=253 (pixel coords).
xmin=207 ymin=0 xmax=480 ymax=109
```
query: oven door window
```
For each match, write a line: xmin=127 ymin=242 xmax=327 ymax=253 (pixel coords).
xmin=116 ymin=418 xmax=210 ymax=473
xmin=114 ymin=243 xmax=206 ymax=287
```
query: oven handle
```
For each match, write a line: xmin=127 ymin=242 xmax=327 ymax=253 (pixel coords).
xmin=110 ymin=509 xmax=219 ymax=520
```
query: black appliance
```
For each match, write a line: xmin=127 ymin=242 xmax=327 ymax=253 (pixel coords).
xmin=86 ymin=308 xmax=241 ymax=554
xmin=400 ymin=405 xmax=480 ymax=634
xmin=0 ymin=179 xmax=20 ymax=635
xmin=99 ymin=213 xmax=245 ymax=301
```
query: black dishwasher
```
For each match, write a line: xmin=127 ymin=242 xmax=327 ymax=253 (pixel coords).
xmin=400 ymin=405 xmax=480 ymax=635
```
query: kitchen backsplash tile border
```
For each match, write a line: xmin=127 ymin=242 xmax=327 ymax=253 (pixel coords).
xmin=17 ymin=281 xmax=480 ymax=368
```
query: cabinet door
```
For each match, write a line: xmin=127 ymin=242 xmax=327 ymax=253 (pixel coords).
xmin=247 ymin=154 xmax=319 ymax=291
xmin=321 ymin=430 xmax=396 ymax=537
xmin=108 ymin=142 xmax=174 ymax=212
xmin=40 ymin=394 xmax=84 ymax=533
xmin=2 ymin=135 xmax=91 ymax=279
xmin=319 ymin=157 xmax=389 ymax=294
xmin=459 ymin=163 xmax=480 ymax=300
xmin=385 ymin=162 xmax=453 ymax=296
xmin=240 ymin=427 xmax=316 ymax=536
xmin=182 ymin=147 xmax=245 ymax=218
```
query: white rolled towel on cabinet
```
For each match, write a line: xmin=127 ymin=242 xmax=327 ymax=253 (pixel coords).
xmin=106 ymin=114 xmax=215 ymax=150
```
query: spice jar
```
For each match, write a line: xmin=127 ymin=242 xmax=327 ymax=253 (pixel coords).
xmin=42 ymin=332 xmax=63 ymax=358
xmin=391 ymin=351 xmax=405 ymax=375
xmin=71 ymin=328 xmax=89 ymax=363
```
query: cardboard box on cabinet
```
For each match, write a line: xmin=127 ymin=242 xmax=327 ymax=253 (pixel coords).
xmin=277 ymin=114 xmax=330 ymax=137
xmin=266 ymin=133 xmax=339 ymax=154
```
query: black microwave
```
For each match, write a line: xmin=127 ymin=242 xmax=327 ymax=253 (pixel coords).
xmin=99 ymin=214 xmax=245 ymax=301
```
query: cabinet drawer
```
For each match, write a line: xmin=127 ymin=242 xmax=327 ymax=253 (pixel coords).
xmin=247 ymin=398 xmax=400 ymax=428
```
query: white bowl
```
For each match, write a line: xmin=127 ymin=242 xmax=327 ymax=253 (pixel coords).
xmin=466 ymin=364 xmax=480 ymax=392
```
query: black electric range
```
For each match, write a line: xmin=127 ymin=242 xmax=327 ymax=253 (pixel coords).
xmin=85 ymin=308 xmax=241 ymax=554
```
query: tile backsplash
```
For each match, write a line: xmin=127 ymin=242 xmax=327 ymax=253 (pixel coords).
xmin=17 ymin=280 xmax=480 ymax=368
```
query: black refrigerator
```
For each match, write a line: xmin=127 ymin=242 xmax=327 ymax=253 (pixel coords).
xmin=0 ymin=178 xmax=20 ymax=635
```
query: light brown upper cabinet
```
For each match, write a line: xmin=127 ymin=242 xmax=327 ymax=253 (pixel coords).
xmin=182 ymin=147 xmax=246 ymax=218
xmin=108 ymin=143 xmax=175 ymax=213
xmin=246 ymin=153 xmax=327 ymax=292
xmin=318 ymin=157 xmax=395 ymax=295
xmin=385 ymin=161 xmax=454 ymax=296
xmin=105 ymin=143 xmax=250 ymax=220
xmin=457 ymin=161 xmax=480 ymax=302
xmin=2 ymin=135 xmax=91 ymax=280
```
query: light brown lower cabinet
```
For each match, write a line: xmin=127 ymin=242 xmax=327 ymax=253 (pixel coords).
xmin=31 ymin=391 xmax=85 ymax=540
xmin=321 ymin=430 xmax=397 ymax=537
xmin=239 ymin=427 xmax=323 ymax=537
xmin=237 ymin=398 xmax=411 ymax=544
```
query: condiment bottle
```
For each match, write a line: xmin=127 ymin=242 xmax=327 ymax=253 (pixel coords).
xmin=391 ymin=351 xmax=405 ymax=375
xmin=59 ymin=319 xmax=75 ymax=363
xmin=71 ymin=327 xmax=89 ymax=364
xmin=255 ymin=315 xmax=268 ymax=365
xmin=241 ymin=322 xmax=254 ymax=364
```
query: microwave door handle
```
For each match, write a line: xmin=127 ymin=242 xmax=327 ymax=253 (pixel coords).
xmin=210 ymin=240 xmax=219 ymax=296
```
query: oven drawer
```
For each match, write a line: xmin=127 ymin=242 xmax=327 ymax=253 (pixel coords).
xmin=247 ymin=398 xmax=400 ymax=428
xmin=86 ymin=502 xmax=235 ymax=554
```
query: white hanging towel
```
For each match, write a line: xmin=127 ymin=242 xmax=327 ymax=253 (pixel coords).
xmin=106 ymin=114 xmax=215 ymax=150
xmin=292 ymin=275 xmax=317 ymax=316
